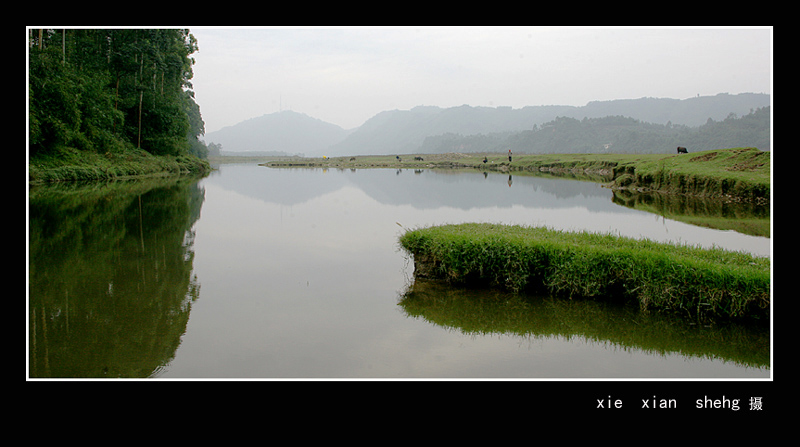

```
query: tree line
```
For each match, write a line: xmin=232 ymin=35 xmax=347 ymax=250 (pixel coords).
xmin=419 ymin=107 xmax=770 ymax=155
xmin=29 ymin=29 xmax=208 ymax=160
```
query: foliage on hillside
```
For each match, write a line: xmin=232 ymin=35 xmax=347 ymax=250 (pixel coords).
xmin=420 ymin=107 xmax=770 ymax=155
xmin=28 ymin=29 xmax=209 ymax=165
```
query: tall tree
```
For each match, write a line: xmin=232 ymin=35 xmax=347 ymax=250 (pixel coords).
xmin=29 ymin=28 xmax=204 ymax=158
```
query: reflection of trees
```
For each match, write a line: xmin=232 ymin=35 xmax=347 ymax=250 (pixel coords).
xmin=399 ymin=279 xmax=769 ymax=370
xmin=29 ymin=177 xmax=205 ymax=378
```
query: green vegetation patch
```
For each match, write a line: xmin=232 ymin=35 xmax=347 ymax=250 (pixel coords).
xmin=29 ymin=29 xmax=212 ymax=184
xmin=29 ymin=146 xmax=210 ymax=183
xmin=399 ymin=223 xmax=770 ymax=322
xmin=617 ymin=147 xmax=770 ymax=202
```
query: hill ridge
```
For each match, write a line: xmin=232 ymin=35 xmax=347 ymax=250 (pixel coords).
xmin=205 ymin=93 xmax=770 ymax=156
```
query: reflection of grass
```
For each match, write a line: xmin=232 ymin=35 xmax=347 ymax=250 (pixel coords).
xmin=611 ymin=189 xmax=770 ymax=237
xmin=399 ymin=279 xmax=770 ymax=370
xmin=672 ymin=214 xmax=769 ymax=237
xmin=399 ymin=223 xmax=770 ymax=323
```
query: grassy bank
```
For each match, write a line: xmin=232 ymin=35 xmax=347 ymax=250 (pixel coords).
xmin=29 ymin=146 xmax=211 ymax=184
xmin=610 ymin=147 xmax=769 ymax=204
xmin=265 ymin=147 xmax=770 ymax=203
xmin=398 ymin=223 xmax=770 ymax=323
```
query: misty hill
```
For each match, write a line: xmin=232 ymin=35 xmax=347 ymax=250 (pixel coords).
xmin=513 ymin=107 xmax=771 ymax=154
xmin=206 ymin=93 xmax=769 ymax=156
xmin=328 ymin=93 xmax=769 ymax=156
xmin=578 ymin=93 xmax=770 ymax=127
xmin=422 ymin=106 xmax=770 ymax=155
xmin=326 ymin=104 xmax=576 ymax=156
xmin=204 ymin=110 xmax=352 ymax=155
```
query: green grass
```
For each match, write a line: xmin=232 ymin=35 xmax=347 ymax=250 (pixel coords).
xmin=29 ymin=146 xmax=211 ymax=184
xmin=618 ymin=147 xmax=770 ymax=202
xmin=399 ymin=223 xmax=770 ymax=323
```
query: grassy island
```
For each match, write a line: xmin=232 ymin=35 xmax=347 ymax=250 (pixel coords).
xmin=399 ymin=223 xmax=770 ymax=323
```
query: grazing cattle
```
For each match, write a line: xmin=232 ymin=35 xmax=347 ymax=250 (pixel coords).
xmin=677 ymin=146 xmax=688 ymax=154
xmin=350 ymin=157 xmax=356 ymax=161
xmin=414 ymin=156 xmax=424 ymax=161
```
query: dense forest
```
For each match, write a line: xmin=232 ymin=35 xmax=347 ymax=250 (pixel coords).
xmin=418 ymin=106 xmax=770 ymax=155
xmin=28 ymin=29 xmax=208 ymax=161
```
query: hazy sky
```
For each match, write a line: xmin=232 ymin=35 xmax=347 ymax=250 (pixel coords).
xmin=188 ymin=26 xmax=772 ymax=134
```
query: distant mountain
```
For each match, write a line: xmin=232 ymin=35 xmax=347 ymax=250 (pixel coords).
xmin=203 ymin=110 xmax=352 ymax=156
xmin=328 ymin=93 xmax=770 ymax=156
xmin=577 ymin=93 xmax=771 ymax=127
xmin=327 ymin=104 xmax=576 ymax=156
xmin=205 ymin=93 xmax=770 ymax=156
xmin=502 ymin=107 xmax=771 ymax=155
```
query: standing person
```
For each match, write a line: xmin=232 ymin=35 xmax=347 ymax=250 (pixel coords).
xmin=508 ymin=149 xmax=512 ymax=163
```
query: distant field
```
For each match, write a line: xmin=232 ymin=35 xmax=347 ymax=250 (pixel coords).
xmin=263 ymin=147 xmax=770 ymax=203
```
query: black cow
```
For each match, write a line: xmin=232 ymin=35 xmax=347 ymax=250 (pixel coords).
xmin=414 ymin=156 xmax=424 ymax=161
xmin=677 ymin=146 xmax=688 ymax=154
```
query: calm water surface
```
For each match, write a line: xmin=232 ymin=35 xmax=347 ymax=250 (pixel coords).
xmin=28 ymin=164 xmax=770 ymax=379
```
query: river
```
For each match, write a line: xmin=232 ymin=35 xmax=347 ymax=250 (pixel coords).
xmin=28 ymin=163 xmax=771 ymax=379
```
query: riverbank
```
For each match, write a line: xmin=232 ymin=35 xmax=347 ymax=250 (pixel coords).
xmin=398 ymin=223 xmax=770 ymax=323
xmin=28 ymin=147 xmax=211 ymax=184
xmin=263 ymin=147 xmax=770 ymax=204
xmin=609 ymin=147 xmax=769 ymax=204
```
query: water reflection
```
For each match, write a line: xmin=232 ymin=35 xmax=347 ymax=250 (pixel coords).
xmin=29 ymin=164 xmax=770 ymax=378
xmin=215 ymin=166 xmax=614 ymax=210
xmin=400 ymin=279 xmax=769 ymax=370
xmin=232 ymin=166 xmax=769 ymax=257
xmin=28 ymin=177 xmax=205 ymax=378
xmin=611 ymin=188 xmax=770 ymax=238
xmin=242 ymin=165 xmax=768 ymax=236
